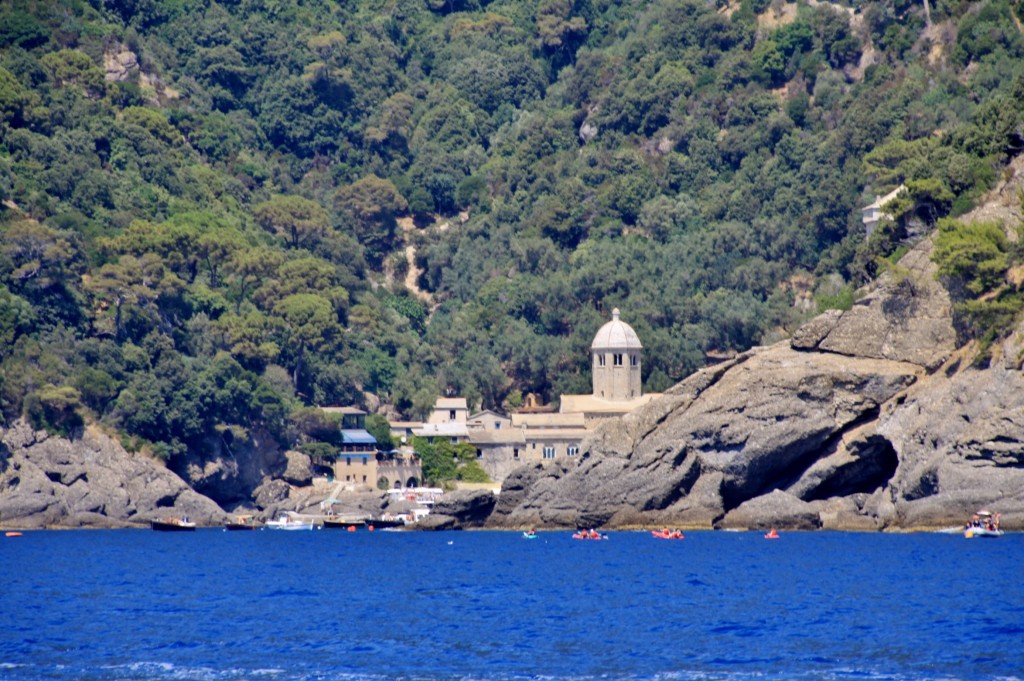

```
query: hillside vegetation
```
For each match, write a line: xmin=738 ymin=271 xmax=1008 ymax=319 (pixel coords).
xmin=2 ymin=0 xmax=1024 ymax=465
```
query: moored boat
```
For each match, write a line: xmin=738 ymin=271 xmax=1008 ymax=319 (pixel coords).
xmin=369 ymin=514 xmax=407 ymax=529
xmin=225 ymin=516 xmax=261 ymax=531
xmin=266 ymin=515 xmax=315 ymax=530
xmin=323 ymin=518 xmax=366 ymax=531
xmin=151 ymin=517 xmax=196 ymax=532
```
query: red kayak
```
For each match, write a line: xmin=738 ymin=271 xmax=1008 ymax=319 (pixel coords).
xmin=572 ymin=531 xmax=607 ymax=540
xmin=651 ymin=530 xmax=684 ymax=540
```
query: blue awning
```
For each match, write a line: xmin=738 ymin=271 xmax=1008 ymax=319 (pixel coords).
xmin=342 ymin=429 xmax=378 ymax=445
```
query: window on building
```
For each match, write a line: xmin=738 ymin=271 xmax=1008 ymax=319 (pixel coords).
xmin=362 ymin=475 xmax=367 ymax=482
xmin=449 ymin=409 xmax=456 ymax=421
xmin=450 ymin=437 xmax=458 ymax=444
xmin=476 ymin=448 xmax=483 ymax=458
xmin=494 ymin=421 xmax=501 ymax=429
xmin=513 ymin=448 xmax=520 ymax=459
xmin=568 ymin=446 xmax=578 ymax=457
xmin=630 ymin=354 xmax=638 ymax=366
xmin=613 ymin=353 xmax=623 ymax=366
xmin=598 ymin=354 xmax=606 ymax=367
xmin=543 ymin=446 xmax=555 ymax=459
xmin=346 ymin=457 xmax=351 ymax=466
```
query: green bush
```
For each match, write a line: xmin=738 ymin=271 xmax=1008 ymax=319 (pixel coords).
xmin=456 ymin=459 xmax=491 ymax=483
xmin=24 ymin=385 xmax=84 ymax=437
xmin=932 ymin=218 xmax=1009 ymax=295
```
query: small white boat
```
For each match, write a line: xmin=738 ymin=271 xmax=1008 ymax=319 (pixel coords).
xmin=964 ymin=510 xmax=1003 ymax=538
xmin=266 ymin=515 xmax=315 ymax=531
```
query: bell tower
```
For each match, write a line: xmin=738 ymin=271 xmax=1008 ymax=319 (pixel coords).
xmin=590 ymin=309 xmax=642 ymax=401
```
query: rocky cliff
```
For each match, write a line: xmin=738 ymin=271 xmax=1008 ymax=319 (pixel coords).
xmin=486 ymin=164 xmax=1024 ymax=532
xmin=0 ymin=421 xmax=227 ymax=528
xmin=0 ymin=417 xmax=401 ymax=529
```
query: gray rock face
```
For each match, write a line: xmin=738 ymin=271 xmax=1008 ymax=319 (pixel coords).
xmin=415 ymin=489 xmax=497 ymax=530
xmin=877 ymin=346 xmax=1024 ymax=529
xmin=791 ymin=238 xmax=956 ymax=371
xmin=0 ymin=421 xmax=227 ymax=528
xmin=718 ymin=490 xmax=821 ymax=530
xmin=175 ymin=430 xmax=288 ymax=505
xmin=488 ymin=344 xmax=922 ymax=530
xmin=281 ymin=450 xmax=314 ymax=487
xmin=487 ymin=224 xmax=1024 ymax=531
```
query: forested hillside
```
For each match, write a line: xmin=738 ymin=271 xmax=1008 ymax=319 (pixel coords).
xmin=2 ymin=0 xmax=1023 ymax=464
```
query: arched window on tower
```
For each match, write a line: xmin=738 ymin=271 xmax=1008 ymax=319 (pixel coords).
xmin=613 ymin=353 xmax=623 ymax=366
xmin=630 ymin=354 xmax=638 ymax=367
xmin=598 ymin=354 xmax=606 ymax=367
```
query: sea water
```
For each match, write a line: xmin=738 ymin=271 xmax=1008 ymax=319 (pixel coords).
xmin=0 ymin=529 xmax=1021 ymax=681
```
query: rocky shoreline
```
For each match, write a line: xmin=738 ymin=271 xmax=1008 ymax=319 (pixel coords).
xmin=5 ymin=166 xmax=1024 ymax=532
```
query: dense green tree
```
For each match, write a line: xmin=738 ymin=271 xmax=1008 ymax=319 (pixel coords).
xmin=272 ymin=293 xmax=343 ymax=388
xmin=334 ymin=175 xmax=408 ymax=266
xmin=254 ymin=195 xmax=331 ymax=250
xmin=932 ymin=218 xmax=1009 ymax=296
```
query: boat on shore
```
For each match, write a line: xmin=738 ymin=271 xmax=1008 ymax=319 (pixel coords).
xmin=266 ymin=515 xmax=316 ymax=531
xmin=224 ymin=516 xmax=261 ymax=531
xmin=964 ymin=510 xmax=1003 ymax=538
xmin=151 ymin=517 xmax=196 ymax=532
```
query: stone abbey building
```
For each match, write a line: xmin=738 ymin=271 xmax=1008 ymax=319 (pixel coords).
xmin=391 ymin=309 xmax=659 ymax=484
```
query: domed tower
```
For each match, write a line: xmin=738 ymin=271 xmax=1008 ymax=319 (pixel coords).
xmin=590 ymin=308 xmax=642 ymax=401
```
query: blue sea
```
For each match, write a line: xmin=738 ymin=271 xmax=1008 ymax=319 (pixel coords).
xmin=1 ymin=529 xmax=1021 ymax=681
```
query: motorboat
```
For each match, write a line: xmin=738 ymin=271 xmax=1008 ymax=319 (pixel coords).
xmin=370 ymin=514 xmax=408 ymax=529
xmin=151 ymin=517 xmax=196 ymax=532
xmin=964 ymin=510 xmax=1003 ymax=538
xmin=266 ymin=515 xmax=316 ymax=531
xmin=323 ymin=518 xmax=366 ymax=530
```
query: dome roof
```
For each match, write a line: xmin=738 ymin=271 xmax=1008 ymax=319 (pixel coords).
xmin=590 ymin=309 xmax=642 ymax=350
